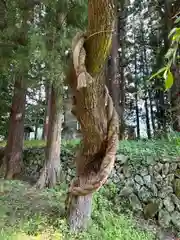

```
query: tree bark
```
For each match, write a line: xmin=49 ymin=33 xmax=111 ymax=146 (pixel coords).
xmin=148 ymin=90 xmax=156 ymax=135
xmin=42 ymin=82 xmax=51 ymax=140
xmin=171 ymin=65 xmax=180 ymax=132
xmin=66 ymin=0 xmax=118 ymax=232
xmin=34 ymin=119 xmax=38 ymax=140
xmin=36 ymin=85 xmax=62 ymax=189
xmin=107 ymin=6 xmax=121 ymax=130
xmin=118 ymin=1 xmax=127 ymax=140
xmin=134 ymin=51 xmax=140 ymax=139
xmin=2 ymin=75 xmax=26 ymax=179
xmin=141 ymin=23 xmax=151 ymax=139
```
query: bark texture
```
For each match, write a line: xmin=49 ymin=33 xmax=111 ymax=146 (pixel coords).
xmin=66 ymin=0 xmax=119 ymax=232
xmin=36 ymin=86 xmax=62 ymax=189
xmin=42 ymin=82 xmax=51 ymax=140
xmin=171 ymin=65 xmax=180 ymax=131
xmin=2 ymin=76 xmax=26 ymax=179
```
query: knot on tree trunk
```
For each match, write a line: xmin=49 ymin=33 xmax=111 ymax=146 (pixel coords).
xmin=66 ymin=32 xmax=119 ymax=203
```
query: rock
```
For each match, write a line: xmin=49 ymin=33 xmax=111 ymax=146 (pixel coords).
xmin=119 ymin=186 xmax=133 ymax=197
xmin=173 ymin=179 xmax=180 ymax=199
xmin=158 ymin=209 xmax=171 ymax=228
xmin=143 ymin=175 xmax=152 ymax=188
xmin=150 ymin=184 xmax=158 ymax=197
xmin=159 ymin=186 xmax=173 ymax=199
xmin=163 ymin=197 xmax=175 ymax=212
xmin=154 ymin=163 xmax=163 ymax=173
xmin=145 ymin=155 xmax=155 ymax=165
xmin=134 ymin=175 xmax=144 ymax=186
xmin=140 ymin=168 xmax=149 ymax=177
xmin=154 ymin=172 xmax=163 ymax=183
xmin=126 ymin=179 xmax=135 ymax=187
xmin=174 ymin=169 xmax=180 ymax=179
xmin=171 ymin=194 xmax=180 ymax=211
xmin=166 ymin=174 xmax=174 ymax=185
xmin=113 ymin=174 xmax=120 ymax=184
xmin=129 ymin=193 xmax=143 ymax=211
xmin=156 ymin=231 xmax=176 ymax=240
xmin=148 ymin=166 xmax=154 ymax=176
xmin=144 ymin=202 xmax=159 ymax=219
xmin=169 ymin=163 xmax=177 ymax=172
xmin=171 ymin=211 xmax=180 ymax=230
xmin=119 ymin=174 xmax=125 ymax=181
xmin=138 ymin=186 xmax=152 ymax=202
xmin=116 ymin=154 xmax=129 ymax=164
xmin=162 ymin=163 xmax=169 ymax=176
xmin=161 ymin=157 xmax=170 ymax=163
xmin=134 ymin=183 xmax=141 ymax=192
xmin=123 ymin=165 xmax=132 ymax=178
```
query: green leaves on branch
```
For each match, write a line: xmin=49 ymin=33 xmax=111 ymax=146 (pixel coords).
xmin=149 ymin=67 xmax=167 ymax=80
xmin=150 ymin=16 xmax=180 ymax=90
xmin=149 ymin=66 xmax=174 ymax=90
xmin=164 ymin=69 xmax=174 ymax=90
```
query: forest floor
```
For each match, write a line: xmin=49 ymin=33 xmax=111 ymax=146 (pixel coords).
xmin=0 ymin=180 xmax=156 ymax=240
xmin=0 ymin=135 xmax=180 ymax=240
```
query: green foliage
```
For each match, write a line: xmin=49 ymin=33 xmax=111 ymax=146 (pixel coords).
xmin=164 ymin=68 xmax=174 ymax=90
xmin=0 ymin=77 xmax=12 ymax=139
xmin=0 ymin=180 xmax=155 ymax=240
xmin=150 ymin=16 xmax=180 ymax=90
xmin=118 ymin=137 xmax=180 ymax=166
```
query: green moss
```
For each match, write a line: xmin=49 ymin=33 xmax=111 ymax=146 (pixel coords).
xmin=175 ymin=169 xmax=180 ymax=179
xmin=174 ymin=179 xmax=180 ymax=199
xmin=144 ymin=202 xmax=159 ymax=219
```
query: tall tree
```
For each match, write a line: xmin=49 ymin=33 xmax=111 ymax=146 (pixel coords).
xmin=3 ymin=76 xmax=26 ymax=178
xmin=1 ymin=1 xmax=36 ymax=178
xmin=66 ymin=0 xmax=119 ymax=231
xmin=36 ymin=85 xmax=62 ymax=188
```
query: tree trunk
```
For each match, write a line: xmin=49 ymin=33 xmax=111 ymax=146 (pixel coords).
xmin=171 ymin=65 xmax=180 ymax=131
xmin=107 ymin=6 xmax=121 ymax=130
xmin=148 ymin=90 xmax=156 ymax=135
xmin=144 ymin=97 xmax=151 ymax=139
xmin=118 ymin=1 xmax=127 ymax=140
xmin=36 ymin=85 xmax=62 ymax=189
xmin=141 ymin=24 xmax=151 ymax=139
xmin=42 ymin=82 xmax=51 ymax=140
xmin=34 ymin=119 xmax=38 ymax=140
xmin=66 ymin=0 xmax=118 ymax=231
xmin=134 ymin=52 xmax=140 ymax=139
xmin=2 ymin=75 xmax=26 ymax=179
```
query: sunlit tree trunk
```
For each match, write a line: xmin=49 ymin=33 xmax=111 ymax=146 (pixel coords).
xmin=134 ymin=51 xmax=140 ymax=139
xmin=107 ymin=6 xmax=121 ymax=132
xmin=36 ymin=85 xmax=62 ymax=188
xmin=66 ymin=0 xmax=118 ymax=231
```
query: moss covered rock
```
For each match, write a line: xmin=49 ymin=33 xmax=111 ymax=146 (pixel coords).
xmin=174 ymin=179 xmax=180 ymax=199
xmin=144 ymin=202 xmax=159 ymax=219
xmin=174 ymin=169 xmax=180 ymax=179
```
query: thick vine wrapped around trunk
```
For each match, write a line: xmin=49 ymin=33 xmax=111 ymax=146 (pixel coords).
xmin=66 ymin=0 xmax=119 ymax=231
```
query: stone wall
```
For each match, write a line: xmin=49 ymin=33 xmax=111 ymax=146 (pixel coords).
xmin=111 ymin=154 xmax=180 ymax=232
xmin=3 ymin=147 xmax=180 ymax=232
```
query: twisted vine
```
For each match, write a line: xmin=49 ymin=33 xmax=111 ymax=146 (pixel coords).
xmin=65 ymin=32 xmax=119 ymax=210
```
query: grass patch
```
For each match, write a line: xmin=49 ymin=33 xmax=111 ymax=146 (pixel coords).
xmin=118 ymin=138 xmax=180 ymax=166
xmin=0 ymin=140 xmax=46 ymax=148
xmin=0 ymin=180 xmax=155 ymax=240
